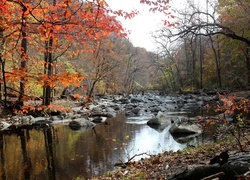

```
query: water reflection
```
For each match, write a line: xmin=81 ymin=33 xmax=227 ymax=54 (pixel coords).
xmin=124 ymin=126 xmax=185 ymax=161
xmin=0 ymin=114 xmax=192 ymax=179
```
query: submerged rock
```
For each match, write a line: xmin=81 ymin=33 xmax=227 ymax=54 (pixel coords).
xmin=69 ymin=118 xmax=95 ymax=131
xmin=32 ymin=120 xmax=53 ymax=128
xmin=172 ymin=133 xmax=200 ymax=143
xmin=169 ymin=120 xmax=202 ymax=134
xmin=147 ymin=111 xmax=171 ymax=131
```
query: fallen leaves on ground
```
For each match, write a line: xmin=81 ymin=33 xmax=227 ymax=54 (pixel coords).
xmin=93 ymin=135 xmax=250 ymax=180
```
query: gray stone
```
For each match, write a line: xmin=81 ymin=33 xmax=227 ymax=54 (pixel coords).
xmin=147 ymin=117 xmax=161 ymax=125
xmin=69 ymin=118 xmax=95 ymax=131
xmin=0 ymin=121 xmax=11 ymax=131
xmin=131 ymin=107 xmax=141 ymax=115
xmin=32 ymin=120 xmax=53 ymax=128
xmin=147 ymin=111 xmax=171 ymax=131
xmin=21 ymin=115 xmax=35 ymax=124
xmin=169 ymin=121 xmax=202 ymax=134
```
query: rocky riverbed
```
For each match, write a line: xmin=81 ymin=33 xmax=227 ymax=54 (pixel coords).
xmin=0 ymin=91 xmax=220 ymax=131
xmin=1 ymin=90 xmax=249 ymax=136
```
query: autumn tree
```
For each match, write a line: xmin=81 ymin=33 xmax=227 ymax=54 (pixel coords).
xmin=0 ymin=0 xmax=138 ymax=112
xmin=81 ymin=35 xmax=124 ymax=98
xmin=0 ymin=0 xmax=28 ymax=107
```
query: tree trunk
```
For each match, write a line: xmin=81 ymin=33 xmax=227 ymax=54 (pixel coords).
xmin=246 ymin=46 xmax=250 ymax=89
xmin=199 ymin=36 xmax=203 ymax=89
xmin=209 ymin=35 xmax=222 ymax=88
xmin=88 ymin=79 xmax=98 ymax=101
xmin=0 ymin=56 xmax=6 ymax=107
xmin=43 ymin=0 xmax=56 ymax=106
xmin=0 ymin=26 xmax=7 ymax=107
xmin=0 ymin=26 xmax=3 ymax=102
xmin=19 ymin=5 xmax=28 ymax=105
xmin=43 ymin=38 xmax=53 ymax=106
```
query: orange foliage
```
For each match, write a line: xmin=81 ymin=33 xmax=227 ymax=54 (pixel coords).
xmin=73 ymin=93 xmax=81 ymax=100
xmin=215 ymin=93 xmax=250 ymax=114
xmin=14 ymin=104 xmax=72 ymax=115
xmin=0 ymin=0 xmax=139 ymax=109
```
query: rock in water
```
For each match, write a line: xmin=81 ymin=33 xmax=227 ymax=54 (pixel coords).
xmin=169 ymin=120 xmax=202 ymax=134
xmin=69 ymin=118 xmax=95 ymax=130
xmin=0 ymin=121 xmax=11 ymax=131
xmin=147 ymin=111 xmax=171 ymax=131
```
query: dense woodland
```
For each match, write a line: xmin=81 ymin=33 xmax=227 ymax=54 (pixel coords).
xmin=0 ymin=0 xmax=249 ymax=112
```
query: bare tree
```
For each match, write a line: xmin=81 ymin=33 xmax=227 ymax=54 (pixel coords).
xmin=158 ymin=0 xmax=250 ymax=88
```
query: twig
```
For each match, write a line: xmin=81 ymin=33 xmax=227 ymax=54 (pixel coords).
xmin=201 ymin=172 xmax=225 ymax=180
xmin=127 ymin=152 xmax=151 ymax=162
xmin=114 ymin=152 xmax=150 ymax=168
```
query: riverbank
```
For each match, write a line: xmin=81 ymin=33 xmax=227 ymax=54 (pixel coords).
xmin=90 ymin=90 xmax=250 ymax=180
xmin=93 ymin=132 xmax=250 ymax=179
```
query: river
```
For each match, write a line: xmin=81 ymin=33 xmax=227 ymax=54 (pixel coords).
xmin=0 ymin=101 xmax=215 ymax=179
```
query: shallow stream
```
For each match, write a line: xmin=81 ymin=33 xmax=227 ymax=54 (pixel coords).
xmin=0 ymin=106 xmax=215 ymax=179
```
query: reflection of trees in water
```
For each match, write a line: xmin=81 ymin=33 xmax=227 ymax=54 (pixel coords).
xmin=0 ymin=114 xmax=141 ymax=179
xmin=0 ymin=133 xmax=6 ymax=180
xmin=44 ymin=128 xmax=56 ymax=180
xmin=0 ymin=126 xmax=57 ymax=180
xmin=19 ymin=129 xmax=32 ymax=179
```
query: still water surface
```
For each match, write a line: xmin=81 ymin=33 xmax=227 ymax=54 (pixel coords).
xmin=0 ymin=110 xmax=210 ymax=179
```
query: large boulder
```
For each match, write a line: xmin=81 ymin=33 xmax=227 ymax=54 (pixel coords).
xmin=69 ymin=118 xmax=95 ymax=131
xmin=169 ymin=120 xmax=202 ymax=134
xmin=147 ymin=111 xmax=171 ymax=130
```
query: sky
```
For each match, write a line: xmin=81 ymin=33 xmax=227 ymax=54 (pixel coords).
xmin=105 ymin=0 xmax=207 ymax=52
xmin=105 ymin=0 xmax=165 ymax=52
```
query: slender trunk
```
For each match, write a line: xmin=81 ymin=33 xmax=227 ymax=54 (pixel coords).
xmin=0 ymin=57 xmax=6 ymax=107
xmin=0 ymin=26 xmax=6 ymax=107
xmin=0 ymin=26 xmax=3 ymax=102
xmin=184 ymin=39 xmax=191 ymax=87
xmin=88 ymin=79 xmax=98 ymax=100
xmin=209 ymin=35 xmax=222 ymax=88
xmin=19 ymin=5 xmax=28 ymax=105
xmin=43 ymin=41 xmax=48 ymax=105
xmin=199 ymin=36 xmax=203 ymax=89
xmin=247 ymin=46 xmax=250 ymax=89
xmin=191 ymin=43 xmax=196 ymax=90
xmin=43 ymin=38 xmax=53 ymax=106
xmin=43 ymin=0 xmax=55 ymax=106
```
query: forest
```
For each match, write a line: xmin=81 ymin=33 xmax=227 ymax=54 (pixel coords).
xmin=0 ymin=0 xmax=249 ymax=179
xmin=0 ymin=0 xmax=249 ymax=113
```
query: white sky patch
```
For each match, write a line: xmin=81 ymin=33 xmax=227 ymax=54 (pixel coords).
xmin=105 ymin=0 xmax=206 ymax=51
xmin=106 ymin=0 xmax=164 ymax=52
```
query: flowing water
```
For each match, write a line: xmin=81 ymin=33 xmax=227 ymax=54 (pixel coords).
xmin=0 ymin=108 xmax=215 ymax=179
